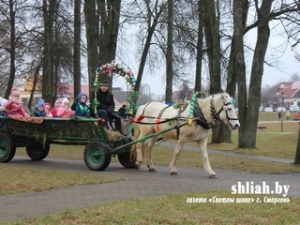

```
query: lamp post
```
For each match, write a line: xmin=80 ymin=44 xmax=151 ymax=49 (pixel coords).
xmin=279 ymin=84 xmax=285 ymax=132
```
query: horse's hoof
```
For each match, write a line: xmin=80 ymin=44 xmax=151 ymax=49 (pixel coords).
xmin=134 ymin=164 xmax=140 ymax=170
xmin=209 ymin=174 xmax=217 ymax=178
xmin=149 ymin=168 xmax=156 ymax=172
xmin=170 ymin=171 xmax=178 ymax=175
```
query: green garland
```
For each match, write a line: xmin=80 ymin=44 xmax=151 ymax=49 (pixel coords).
xmin=91 ymin=61 xmax=138 ymax=116
xmin=189 ymin=91 xmax=208 ymax=118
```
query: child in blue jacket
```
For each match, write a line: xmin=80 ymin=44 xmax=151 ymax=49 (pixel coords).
xmin=31 ymin=99 xmax=46 ymax=117
xmin=71 ymin=93 xmax=91 ymax=117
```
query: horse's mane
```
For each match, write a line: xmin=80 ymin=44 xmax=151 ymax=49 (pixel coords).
xmin=195 ymin=92 xmax=232 ymax=117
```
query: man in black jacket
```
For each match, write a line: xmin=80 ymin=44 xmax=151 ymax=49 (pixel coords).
xmin=96 ymin=81 xmax=122 ymax=133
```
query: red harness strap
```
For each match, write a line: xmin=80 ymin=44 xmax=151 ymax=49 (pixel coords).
xmin=154 ymin=118 xmax=161 ymax=132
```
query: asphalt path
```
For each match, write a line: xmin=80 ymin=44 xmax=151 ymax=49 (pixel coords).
xmin=1 ymin=150 xmax=300 ymax=223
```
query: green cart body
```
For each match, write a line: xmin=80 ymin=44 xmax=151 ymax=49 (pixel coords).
xmin=0 ymin=116 xmax=135 ymax=171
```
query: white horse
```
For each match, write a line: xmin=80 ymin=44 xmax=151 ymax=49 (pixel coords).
xmin=130 ymin=92 xmax=240 ymax=178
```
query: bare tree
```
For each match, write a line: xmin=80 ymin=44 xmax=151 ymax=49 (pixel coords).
xmin=73 ymin=0 xmax=81 ymax=98
xmin=84 ymin=0 xmax=99 ymax=99
xmin=133 ymin=0 xmax=168 ymax=103
xmin=226 ymin=0 xmax=248 ymax=143
xmin=165 ymin=0 xmax=174 ymax=101
xmin=84 ymin=0 xmax=121 ymax=98
xmin=203 ymin=0 xmax=222 ymax=94
xmin=238 ymin=0 xmax=300 ymax=148
xmin=194 ymin=0 xmax=204 ymax=92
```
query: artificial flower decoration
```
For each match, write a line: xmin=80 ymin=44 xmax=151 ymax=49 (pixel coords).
xmin=93 ymin=60 xmax=138 ymax=116
xmin=98 ymin=61 xmax=133 ymax=78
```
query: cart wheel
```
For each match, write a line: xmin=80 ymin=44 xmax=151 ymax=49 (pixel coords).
xmin=0 ymin=131 xmax=16 ymax=163
xmin=84 ymin=141 xmax=111 ymax=171
xmin=26 ymin=142 xmax=50 ymax=161
xmin=118 ymin=152 xmax=135 ymax=168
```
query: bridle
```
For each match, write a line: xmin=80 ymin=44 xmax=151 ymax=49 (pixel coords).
xmin=210 ymin=95 xmax=239 ymax=122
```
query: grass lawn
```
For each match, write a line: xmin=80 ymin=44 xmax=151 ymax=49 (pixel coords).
xmin=4 ymin=190 xmax=300 ymax=225
xmin=0 ymin=165 xmax=123 ymax=195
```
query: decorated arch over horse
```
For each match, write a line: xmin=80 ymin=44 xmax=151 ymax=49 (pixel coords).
xmin=92 ymin=61 xmax=138 ymax=116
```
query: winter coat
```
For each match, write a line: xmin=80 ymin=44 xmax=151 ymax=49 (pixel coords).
xmin=71 ymin=93 xmax=91 ymax=117
xmin=5 ymin=100 xmax=29 ymax=117
xmin=56 ymin=106 xmax=74 ymax=118
xmin=31 ymin=108 xmax=46 ymax=117
xmin=96 ymin=89 xmax=115 ymax=113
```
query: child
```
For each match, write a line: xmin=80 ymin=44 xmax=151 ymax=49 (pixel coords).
xmin=51 ymin=98 xmax=62 ymax=118
xmin=294 ymin=112 xmax=299 ymax=121
xmin=5 ymin=87 xmax=29 ymax=117
xmin=118 ymin=104 xmax=127 ymax=118
xmin=71 ymin=93 xmax=91 ymax=117
xmin=57 ymin=98 xmax=74 ymax=118
xmin=31 ymin=99 xmax=46 ymax=117
xmin=0 ymin=97 xmax=8 ymax=116
xmin=44 ymin=102 xmax=53 ymax=118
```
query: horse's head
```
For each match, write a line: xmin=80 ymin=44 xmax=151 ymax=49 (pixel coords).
xmin=210 ymin=92 xmax=240 ymax=130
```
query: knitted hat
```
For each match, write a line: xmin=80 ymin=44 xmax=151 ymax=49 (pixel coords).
xmin=37 ymin=99 xmax=45 ymax=108
xmin=100 ymin=81 xmax=109 ymax=86
xmin=62 ymin=97 xmax=69 ymax=104
xmin=11 ymin=87 xmax=20 ymax=96
xmin=44 ymin=102 xmax=51 ymax=110
xmin=77 ymin=93 xmax=88 ymax=103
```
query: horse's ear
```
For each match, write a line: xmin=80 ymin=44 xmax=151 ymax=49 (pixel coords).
xmin=221 ymin=92 xmax=228 ymax=101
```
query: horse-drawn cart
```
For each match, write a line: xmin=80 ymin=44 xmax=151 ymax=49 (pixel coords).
xmin=0 ymin=116 xmax=135 ymax=171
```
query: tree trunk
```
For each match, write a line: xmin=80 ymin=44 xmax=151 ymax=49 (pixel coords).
xmin=165 ymin=0 xmax=173 ymax=101
xmin=194 ymin=0 xmax=203 ymax=92
xmin=203 ymin=0 xmax=223 ymax=143
xmin=239 ymin=0 xmax=273 ymax=148
xmin=28 ymin=67 xmax=40 ymax=109
xmin=84 ymin=0 xmax=99 ymax=99
xmin=5 ymin=0 xmax=16 ymax=99
xmin=295 ymin=126 xmax=300 ymax=164
xmin=98 ymin=0 xmax=121 ymax=86
xmin=42 ymin=0 xmax=56 ymax=103
xmin=73 ymin=0 xmax=81 ymax=98
xmin=226 ymin=0 xmax=248 ymax=144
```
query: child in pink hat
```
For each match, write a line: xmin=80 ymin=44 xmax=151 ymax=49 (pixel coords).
xmin=5 ymin=87 xmax=29 ymax=117
xmin=44 ymin=102 xmax=53 ymax=118
xmin=51 ymin=98 xmax=62 ymax=118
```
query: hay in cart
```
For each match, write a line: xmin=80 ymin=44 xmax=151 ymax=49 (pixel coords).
xmin=0 ymin=116 xmax=126 ymax=144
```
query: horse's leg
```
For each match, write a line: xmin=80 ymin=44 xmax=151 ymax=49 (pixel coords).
xmin=146 ymin=137 xmax=157 ymax=172
xmin=169 ymin=140 xmax=185 ymax=175
xmin=197 ymin=138 xmax=217 ymax=178
xmin=135 ymin=141 xmax=144 ymax=169
xmin=134 ymin=126 xmax=153 ymax=169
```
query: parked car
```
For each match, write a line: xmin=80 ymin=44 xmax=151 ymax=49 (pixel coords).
xmin=264 ymin=107 xmax=273 ymax=112
xmin=289 ymin=105 xmax=299 ymax=112
xmin=276 ymin=107 xmax=286 ymax=112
